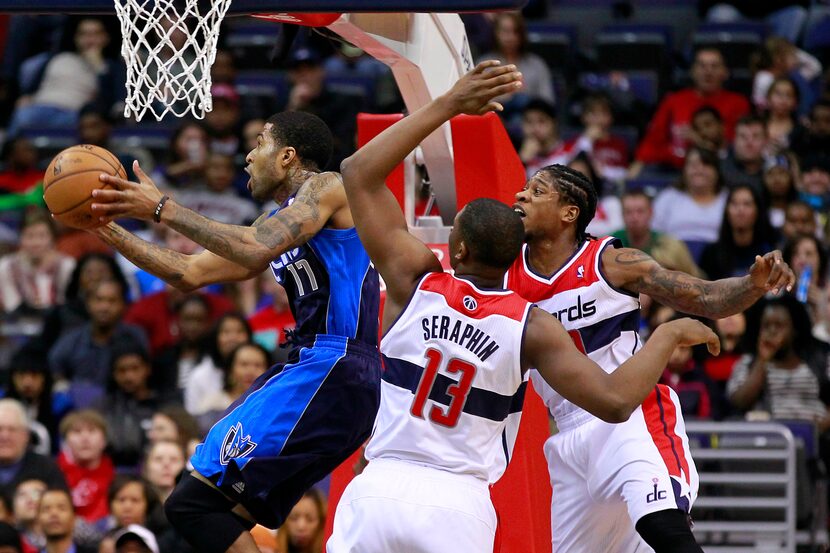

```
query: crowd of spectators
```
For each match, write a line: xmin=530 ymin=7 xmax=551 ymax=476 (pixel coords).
xmin=0 ymin=1 xmax=828 ymax=550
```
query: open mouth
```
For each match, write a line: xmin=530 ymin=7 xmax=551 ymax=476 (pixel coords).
xmin=512 ymin=204 xmax=526 ymax=218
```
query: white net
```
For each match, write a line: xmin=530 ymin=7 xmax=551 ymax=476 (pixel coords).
xmin=114 ymin=0 xmax=233 ymax=121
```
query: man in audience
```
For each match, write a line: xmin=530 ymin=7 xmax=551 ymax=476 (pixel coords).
xmin=561 ymin=93 xmax=629 ymax=181
xmin=781 ymin=200 xmax=820 ymax=242
xmin=792 ymin=98 xmax=830 ymax=159
xmin=48 ymin=279 xmax=148 ymax=409
xmin=611 ymin=188 xmax=703 ymax=277
xmin=0 ymin=400 xmax=65 ymax=499
xmin=114 ymin=525 xmax=159 ymax=553
xmin=519 ymin=98 xmax=566 ymax=175
xmin=56 ymin=410 xmax=114 ymax=525
xmin=175 ymin=153 xmax=258 ymax=226
xmin=36 ymin=488 xmax=95 ymax=553
xmin=282 ymin=47 xmax=362 ymax=168
xmin=633 ymin=48 xmax=750 ymax=172
xmin=799 ymin=155 xmax=830 ymax=216
xmin=720 ymin=115 xmax=768 ymax=191
xmin=204 ymin=84 xmax=242 ymax=157
xmin=13 ymin=479 xmax=47 ymax=550
xmin=690 ymin=106 xmax=727 ymax=157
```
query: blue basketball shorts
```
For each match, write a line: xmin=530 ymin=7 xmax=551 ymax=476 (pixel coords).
xmin=190 ymin=335 xmax=381 ymax=529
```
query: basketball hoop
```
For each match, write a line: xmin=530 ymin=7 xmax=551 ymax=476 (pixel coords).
xmin=114 ymin=0 xmax=232 ymax=121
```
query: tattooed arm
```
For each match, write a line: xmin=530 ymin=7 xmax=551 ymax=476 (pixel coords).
xmin=94 ymin=222 xmax=262 ymax=292
xmin=91 ymin=160 xmax=346 ymax=272
xmin=158 ymin=173 xmax=344 ymax=271
xmin=602 ymin=247 xmax=795 ymax=318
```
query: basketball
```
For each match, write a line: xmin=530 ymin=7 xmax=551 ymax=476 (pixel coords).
xmin=42 ymin=144 xmax=127 ymax=229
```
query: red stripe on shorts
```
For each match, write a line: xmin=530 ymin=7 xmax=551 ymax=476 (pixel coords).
xmin=642 ymin=385 xmax=690 ymax=485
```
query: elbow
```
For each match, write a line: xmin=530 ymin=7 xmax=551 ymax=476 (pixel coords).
xmin=171 ymin=275 xmax=200 ymax=294
xmin=601 ymin=397 xmax=636 ymax=424
xmin=339 ymin=156 xmax=358 ymax=187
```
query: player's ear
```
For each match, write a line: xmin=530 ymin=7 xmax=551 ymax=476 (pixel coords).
xmin=279 ymin=146 xmax=297 ymax=167
xmin=561 ymin=204 xmax=579 ymax=225
xmin=455 ymin=240 xmax=469 ymax=262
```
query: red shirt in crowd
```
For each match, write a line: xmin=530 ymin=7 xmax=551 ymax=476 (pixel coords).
xmin=57 ymin=451 xmax=115 ymax=522
xmin=0 ymin=169 xmax=41 ymax=193
xmin=248 ymin=303 xmax=296 ymax=350
xmin=125 ymin=290 xmax=234 ymax=354
xmin=635 ymin=88 xmax=750 ymax=168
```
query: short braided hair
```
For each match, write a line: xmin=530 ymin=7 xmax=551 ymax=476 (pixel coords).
xmin=537 ymin=164 xmax=598 ymax=240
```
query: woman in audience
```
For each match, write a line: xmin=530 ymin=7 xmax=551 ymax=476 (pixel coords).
xmin=106 ymin=475 xmax=159 ymax=531
xmin=142 ymin=440 xmax=186 ymax=506
xmin=762 ymin=156 xmax=798 ymax=231
xmin=569 ymin=152 xmax=622 ymax=238
xmin=782 ymin=234 xmax=829 ymax=326
xmin=150 ymin=121 xmax=209 ymax=189
xmin=764 ymin=77 xmax=804 ymax=154
xmin=146 ymin=406 xmax=202 ymax=460
xmin=275 ymin=488 xmax=327 ymax=553
xmin=6 ymin=17 xmax=121 ymax=136
xmin=152 ymin=294 xmax=212 ymax=398
xmin=0 ymin=209 xmax=75 ymax=315
xmin=480 ymin=11 xmax=554 ymax=119
xmin=699 ymin=184 xmax=777 ymax=280
xmin=183 ymin=313 xmax=252 ymax=415
xmin=195 ymin=343 xmax=270 ymax=433
xmin=652 ymin=146 xmax=728 ymax=261
xmin=728 ymin=295 xmax=830 ymax=435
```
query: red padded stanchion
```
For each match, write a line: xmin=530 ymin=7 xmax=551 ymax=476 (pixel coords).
xmin=324 ymin=112 xmax=551 ymax=553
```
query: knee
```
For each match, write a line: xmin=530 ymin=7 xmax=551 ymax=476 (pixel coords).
xmin=635 ymin=509 xmax=703 ymax=553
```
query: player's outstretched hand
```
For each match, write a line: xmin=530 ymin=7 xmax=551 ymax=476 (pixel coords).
xmin=90 ymin=160 xmax=165 ymax=223
xmin=749 ymin=250 xmax=796 ymax=295
xmin=444 ymin=60 xmax=523 ymax=116
xmin=660 ymin=318 xmax=721 ymax=356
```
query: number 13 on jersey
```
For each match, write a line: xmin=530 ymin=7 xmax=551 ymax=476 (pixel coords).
xmin=411 ymin=348 xmax=477 ymax=428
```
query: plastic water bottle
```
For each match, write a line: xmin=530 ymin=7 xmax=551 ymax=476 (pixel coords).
xmin=796 ymin=265 xmax=812 ymax=303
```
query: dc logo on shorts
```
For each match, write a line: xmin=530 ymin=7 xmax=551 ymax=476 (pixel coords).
xmin=463 ymin=295 xmax=478 ymax=311
xmin=220 ymin=422 xmax=258 ymax=466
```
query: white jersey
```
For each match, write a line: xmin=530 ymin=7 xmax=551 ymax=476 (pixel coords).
xmin=504 ymin=236 xmax=641 ymax=431
xmin=367 ymin=271 xmax=531 ymax=483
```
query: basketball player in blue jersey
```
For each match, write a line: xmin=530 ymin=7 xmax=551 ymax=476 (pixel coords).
xmin=88 ymin=112 xmax=380 ymax=553
xmin=327 ymin=60 xmax=720 ymax=552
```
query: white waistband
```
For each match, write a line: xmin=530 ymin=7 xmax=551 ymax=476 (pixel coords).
xmin=365 ymin=458 xmax=490 ymax=490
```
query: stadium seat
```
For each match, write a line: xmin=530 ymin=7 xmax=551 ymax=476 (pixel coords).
xmin=111 ymin=124 xmax=175 ymax=162
xmin=526 ymin=22 xmax=576 ymax=70
xmin=692 ymin=22 xmax=765 ymax=75
xmin=235 ymin=70 xmax=289 ymax=115
xmin=325 ymin=74 xmax=377 ymax=111
xmin=22 ymin=128 xmax=77 ymax=166
xmin=578 ymin=71 xmax=660 ymax=107
xmin=595 ymin=24 xmax=672 ymax=72
xmin=803 ymin=15 xmax=830 ymax=64
xmin=225 ymin=24 xmax=280 ymax=70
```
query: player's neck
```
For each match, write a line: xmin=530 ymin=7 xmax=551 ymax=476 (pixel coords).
xmin=454 ymin=264 xmax=505 ymax=290
xmin=526 ymin=231 xmax=580 ymax=277
xmin=274 ymin=165 xmax=317 ymax=203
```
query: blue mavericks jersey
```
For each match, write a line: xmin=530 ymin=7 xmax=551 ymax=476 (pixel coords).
xmin=267 ymin=199 xmax=379 ymax=349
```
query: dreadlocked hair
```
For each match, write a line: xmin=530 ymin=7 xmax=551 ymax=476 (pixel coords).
xmin=537 ymin=164 xmax=598 ymax=240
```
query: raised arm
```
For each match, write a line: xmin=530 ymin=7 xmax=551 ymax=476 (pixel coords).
xmin=91 ymin=163 xmax=344 ymax=272
xmin=94 ymin=222 xmax=261 ymax=292
xmin=340 ymin=60 xmax=523 ymax=304
xmin=603 ymin=247 xmax=795 ymax=319
xmin=523 ymin=309 xmax=719 ymax=423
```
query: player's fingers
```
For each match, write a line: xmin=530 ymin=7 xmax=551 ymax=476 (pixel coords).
xmin=480 ymin=64 xmax=516 ymax=80
xmin=133 ymin=160 xmax=150 ymax=184
xmin=98 ymin=173 xmax=133 ymax=190
xmin=472 ymin=60 xmax=501 ymax=74
xmin=706 ymin=332 xmax=721 ymax=356
xmin=478 ymin=101 xmax=504 ymax=114
xmin=90 ymin=202 xmax=130 ymax=215
xmin=487 ymin=81 xmax=523 ymax=98
xmin=90 ymin=188 xmax=127 ymax=202
xmin=765 ymin=260 xmax=783 ymax=290
xmin=785 ymin=265 xmax=796 ymax=291
xmin=483 ymin=72 xmax=522 ymax=91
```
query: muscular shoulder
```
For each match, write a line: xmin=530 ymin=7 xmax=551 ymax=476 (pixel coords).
xmin=601 ymin=246 xmax=659 ymax=290
xmin=296 ymin=171 xmax=345 ymax=204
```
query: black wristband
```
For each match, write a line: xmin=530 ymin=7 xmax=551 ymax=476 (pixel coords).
xmin=153 ymin=195 xmax=170 ymax=223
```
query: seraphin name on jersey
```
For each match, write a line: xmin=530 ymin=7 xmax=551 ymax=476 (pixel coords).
xmin=421 ymin=315 xmax=500 ymax=362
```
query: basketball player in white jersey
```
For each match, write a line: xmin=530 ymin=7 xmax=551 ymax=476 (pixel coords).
xmin=504 ymin=165 xmax=796 ymax=552
xmin=326 ymin=61 xmax=720 ymax=553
